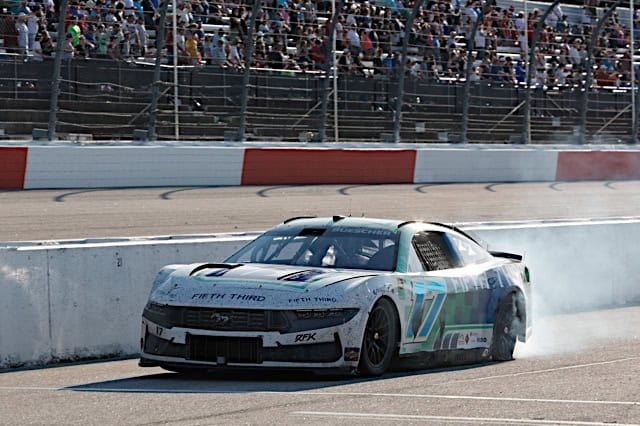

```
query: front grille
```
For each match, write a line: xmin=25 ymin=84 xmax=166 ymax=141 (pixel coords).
xmin=143 ymin=305 xmax=290 ymax=332
xmin=184 ymin=309 xmax=281 ymax=331
xmin=188 ymin=335 xmax=263 ymax=364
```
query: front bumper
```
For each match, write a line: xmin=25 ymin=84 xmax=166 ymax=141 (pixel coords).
xmin=139 ymin=312 xmax=366 ymax=370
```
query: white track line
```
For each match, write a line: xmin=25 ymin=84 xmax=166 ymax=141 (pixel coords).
xmin=435 ymin=356 xmax=640 ymax=386
xmin=0 ymin=387 xmax=638 ymax=407
xmin=292 ymin=411 xmax=640 ymax=426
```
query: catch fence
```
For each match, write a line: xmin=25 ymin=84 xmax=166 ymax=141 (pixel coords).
xmin=0 ymin=0 xmax=637 ymax=143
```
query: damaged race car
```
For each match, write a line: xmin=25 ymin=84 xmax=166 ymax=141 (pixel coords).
xmin=140 ymin=216 xmax=532 ymax=376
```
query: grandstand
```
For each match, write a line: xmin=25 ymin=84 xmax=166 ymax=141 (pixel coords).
xmin=0 ymin=0 xmax=638 ymax=143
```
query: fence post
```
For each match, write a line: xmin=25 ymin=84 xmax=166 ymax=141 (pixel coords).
xmin=319 ymin=0 xmax=344 ymax=143
xmin=579 ymin=0 xmax=623 ymax=144
xmin=148 ymin=0 xmax=171 ymax=141
xmin=460 ymin=2 xmax=485 ymax=144
xmin=237 ymin=0 xmax=260 ymax=142
xmin=523 ymin=0 xmax=560 ymax=145
xmin=392 ymin=0 xmax=424 ymax=143
xmin=47 ymin=0 xmax=70 ymax=141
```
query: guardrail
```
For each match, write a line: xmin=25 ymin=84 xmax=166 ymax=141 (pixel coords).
xmin=2 ymin=218 xmax=639 ymax=369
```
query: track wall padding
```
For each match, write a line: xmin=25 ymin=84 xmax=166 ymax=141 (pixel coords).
xmin=0 ymin=147 xmax=28 ymax=189
xmin=3 ymin=145 xmax=640 ymax=189
xmin=2 ymin=220 xmax=640 ymax=369
xmin=241 ymin=148 xmax=417 ymax=185
xmin=414 ymin=149 xmax=559 ymax=183
xmin=556 ymin=151 xmax=640 ymax=181
xmin=23 ymin=146 xmax=245 ymax=189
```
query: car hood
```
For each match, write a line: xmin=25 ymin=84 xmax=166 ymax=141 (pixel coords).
xmin=150 ymin=263 xmax=380 ymax=308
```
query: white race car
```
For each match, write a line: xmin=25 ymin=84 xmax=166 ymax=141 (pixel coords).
xmin=140 ymin=216 xmax=532 ymax=376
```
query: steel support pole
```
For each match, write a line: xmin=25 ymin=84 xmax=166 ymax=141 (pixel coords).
xmin=148 ymin=0 xmax=171 ymax=141
xmin=579 ymin=0 xmax=623 ymax=144
xmin=392 ymin=0 xmax=423 ymax=143
xmin=631 ymin=0 xmax=637 ymax=144
xmin=319 ymin=0 xmax=344 ymax=143
xmin=237 ymin=0 xmax=260 ymax=142
xmin=523 ymin=0 xmax=560 ymax=144
xmin=460 ymin=3 xmax=485 ymax=144
xmin=47 ymin=0 xmax=70 ymax=141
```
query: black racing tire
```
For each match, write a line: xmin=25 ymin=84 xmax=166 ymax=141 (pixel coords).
xmin=359 ymin=298 xmax=399 ymax=377
xmin=491 ymin=292 xmax=518 ymax=361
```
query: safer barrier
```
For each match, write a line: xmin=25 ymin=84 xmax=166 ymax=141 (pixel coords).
xmin=2 ymin=145 xmax=640 ymax=189
xmin=1 ymin=219 xmax=639 ymax=369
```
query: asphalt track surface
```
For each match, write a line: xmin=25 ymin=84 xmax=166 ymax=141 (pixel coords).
xmin=2 ymin=182 xmax=640 ymax=425
xmin=3 ymin=181 xmax=640 ymax=241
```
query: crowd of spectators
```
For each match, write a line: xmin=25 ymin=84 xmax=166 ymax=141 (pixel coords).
xmin=0 ymin=0 xmax=639 ymax=88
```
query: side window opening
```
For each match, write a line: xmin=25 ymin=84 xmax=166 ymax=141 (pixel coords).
xmin=411 ymin=231 xmax=459 ymax=271
xmin=446 ymin=233 xmax=493 ymax=266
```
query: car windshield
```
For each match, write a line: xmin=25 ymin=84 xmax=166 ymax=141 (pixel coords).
xmin=225 ymin=226 xmax=400 ymax=271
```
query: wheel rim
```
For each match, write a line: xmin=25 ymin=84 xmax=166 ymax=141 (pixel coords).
xmin=364 ymin=305 xmax=391 ymax=366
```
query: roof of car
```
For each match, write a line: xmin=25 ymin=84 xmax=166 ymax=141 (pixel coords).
xmin=274 ymin=216 xmax=453 ymax=234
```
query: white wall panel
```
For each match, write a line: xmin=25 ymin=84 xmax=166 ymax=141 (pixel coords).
xmin=23 ymin=146 xmax=245 ymax=188
xmin=413 ymin=149 xmax=559 ymax=183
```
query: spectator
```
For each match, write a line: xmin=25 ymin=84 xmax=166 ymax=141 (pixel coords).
xmin=39 ymin=30 xmax=53 ymax=56
xmin=77 ymin=34 xmax=96 ymax=59
xmin=27 ymin=7 xmax=43 ymax=54
xmin=30 ymin=31 xmax=43 ymax=61
xmin=208 ymin=38 xmax=228 ymax=67
xmin=15 ymin=12 xmax=29 ymax=59
xmin=95 ymin=24 xmax=110 ymax=57
xmin=67 ymin=15 xmax=82 ymax=46
xmin=1 ymin=9 xmax=18 ymax=55
xmin=63 ymin=32 xmax=75 ymax=59
xmin=107 ymin=35 xmax=121 ymax=60
xmin=227 ymin=37 xmax=243 ymax=68
xmin=185 ymin=31 xmax=202 ymax=64
xmin=371 ymin=47 xmax=386 ymax=77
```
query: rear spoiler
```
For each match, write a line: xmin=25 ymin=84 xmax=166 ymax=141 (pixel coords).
xmin=490 ymin=251 xmax=523 ymax=262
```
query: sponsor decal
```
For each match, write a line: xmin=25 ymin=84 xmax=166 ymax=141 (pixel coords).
xmin=295 ymin=333 xmax=317 ymax=343
xmin=406 ymin=281 xmax=447 ymax=342
xmin=344 ymin=347 xmax=360 ymax=361
xmin=191 ymin=293 xmax=266 ymax=302
xmin=288 ymin=297 xmax=339 ymax=303
xmin=330 ymin=227 xmax=396 ymax=237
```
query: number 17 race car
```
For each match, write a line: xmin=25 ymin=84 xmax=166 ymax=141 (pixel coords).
xmin=140 ymin=216 xmax=532 ymax=376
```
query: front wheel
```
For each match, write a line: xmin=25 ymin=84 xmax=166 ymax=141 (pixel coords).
xmin=359 ymin=298 xmax=399 ymax=376
xmin=491 ymin=293 xmax=518 ymax=361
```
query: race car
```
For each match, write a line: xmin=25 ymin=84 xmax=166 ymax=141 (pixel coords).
xmin=140 ymin=216 xmax=532 ymax=376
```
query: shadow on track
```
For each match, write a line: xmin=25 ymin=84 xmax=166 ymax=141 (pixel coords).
xmin=64 ymin=363 xmax=490 ymax=394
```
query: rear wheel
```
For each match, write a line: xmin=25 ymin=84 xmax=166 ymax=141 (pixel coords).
xmin=491 ymin=293 xmax=518 ymax=361
xmin=359 ymin=298 xmax=399 ymax=376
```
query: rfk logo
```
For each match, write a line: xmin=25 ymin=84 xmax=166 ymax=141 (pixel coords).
xmin=295 ymin=333 xmax=317 ymax=342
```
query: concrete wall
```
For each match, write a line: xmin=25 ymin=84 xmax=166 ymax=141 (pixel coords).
xmin=3 ymin=144 xmax=640 ymax=189
xmin=0 ymin=235 xmax=253 ymax=369
xmin=1 ymin=220 xmax=639 ymax=369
